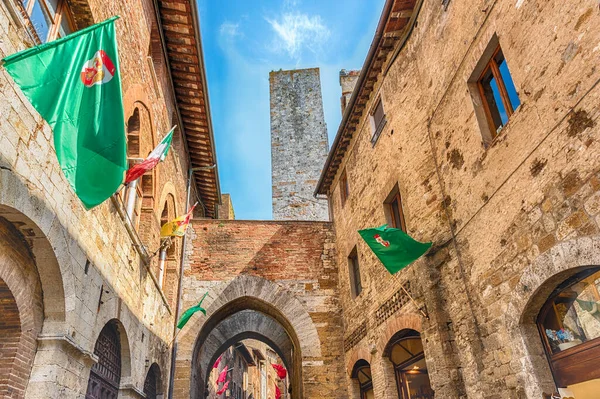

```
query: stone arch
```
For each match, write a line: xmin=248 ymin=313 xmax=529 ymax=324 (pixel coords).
xmin=143 ymin=362 xmax=163 ymax=399
xmin=90 ymin=318 xmax=132 ymax=381
xmin=180 ymin=275 xmax=322 ymax=399
xmin=505 ymin=235 xmax=600 ymax=398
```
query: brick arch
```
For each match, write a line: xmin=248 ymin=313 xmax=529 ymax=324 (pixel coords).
xmin=0 ymin=171 xmax=66 ymax=325
xmin=504 ymin=235 xmax=600 ymax=398
xmin=345 ymin=343 xmax=373 ymax=376
xmin=0 ymin=218 xmax=44 ymax=398
xmin=375 ymin=313 xmax=423 ymax=354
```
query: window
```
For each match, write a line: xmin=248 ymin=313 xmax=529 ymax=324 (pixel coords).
xmin=22 ymin=0 xmax=75 ymax=43
xmin=385 ymin=330 xmax=434 ymax=399
xmin=537 ymin=268 xmax=600 ymax=392
xmin=475 ymin=45 xmax=520 ymax=141
xmin=370 ymin=97 xmax=387 ymax=144
xmin=351 ymin=360 xmax=374 ymax=399
xmin=340 ymin=169 xmax=349 ymax=206
xmin=385 ymin=186 xmax=407 ymax=232
xmin=348 ymin=247 xmax=362 ymax=298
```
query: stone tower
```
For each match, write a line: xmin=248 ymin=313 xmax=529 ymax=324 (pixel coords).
xmin=270 ymin=68 xmax=330 ymax=221
xmin=339 ymin=69 xmax=360 ymax=114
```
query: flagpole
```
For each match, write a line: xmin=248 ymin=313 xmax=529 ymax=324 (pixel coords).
xmin=393 ymin=274 xmax=429 ymax=320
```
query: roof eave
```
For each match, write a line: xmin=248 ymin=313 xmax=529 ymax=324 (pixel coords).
xmin=314 ymin=0 xmax=423 ymax=196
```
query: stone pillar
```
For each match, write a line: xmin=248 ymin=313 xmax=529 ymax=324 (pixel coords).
xmin=371 ymin=354 xmax=397 ymax=399
xmin=25 ymin=334 xmax=97 ymax=399
xmin=270 ymin=68 xmax=330 ymax=221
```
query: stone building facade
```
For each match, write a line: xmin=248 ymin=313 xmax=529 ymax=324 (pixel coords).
xmin=0 ymin=0 xmax=219 ymax=397
xmin=5 ymin=0 xmax=600 ymax=398
xmin=315 ymin=0 xmax=600 ymax=398
xmin=270 ymin=68 xmax=330 ymax=221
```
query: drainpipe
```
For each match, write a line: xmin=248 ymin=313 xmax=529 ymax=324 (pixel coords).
xmin=168 ymin=165 xmax=216 ymax=399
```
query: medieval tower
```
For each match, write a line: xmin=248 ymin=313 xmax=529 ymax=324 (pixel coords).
xmin=270 ymin=68 xmax=330 ymax=221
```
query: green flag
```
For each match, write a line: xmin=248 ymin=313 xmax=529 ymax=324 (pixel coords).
xmin=2 ymin=17 xmax=127 ymax=209
xmin=177 ymin=292 xmax=208 ymax=329
xmin=358 ymin=224 xmax=432 ymax=274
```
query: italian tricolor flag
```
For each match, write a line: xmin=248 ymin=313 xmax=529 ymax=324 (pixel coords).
xmin=124 ymin=127 xmax=174 ymax=184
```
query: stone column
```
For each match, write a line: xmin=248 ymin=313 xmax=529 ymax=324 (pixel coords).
xmin=25 ymin=334 xmax=97 ymax=399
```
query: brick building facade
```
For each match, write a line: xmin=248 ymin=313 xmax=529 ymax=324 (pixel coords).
xmin=315 ymin=0 xmax=600 ymax=398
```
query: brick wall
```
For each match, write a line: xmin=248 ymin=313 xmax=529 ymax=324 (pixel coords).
xmin=327 ymin=0 xmax=600 ymax=398
xmin=174 ymin=219 xmax=346 ymax=398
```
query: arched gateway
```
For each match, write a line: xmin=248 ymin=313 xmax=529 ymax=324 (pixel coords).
xmin=175 ymin=220 xmax=346 ymax=398
xmin=175 ymin=274 xmax=326 ymax=399
xmin=187 ymin=275 xmax=322 ymax=399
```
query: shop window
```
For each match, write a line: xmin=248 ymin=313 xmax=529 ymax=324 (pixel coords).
xmin=469 ymin=36 xmax=521 ymax=145
xmin=348 ymin=247 xmax=362 ymax=298
xmin=22 ymin=0 xmax=75 ymax=43
xmin=385 ymin=330 xmax=434 ymax=399
xmin=340 ymin=169 xmax=349 ymax=206
xmin=537 ymin=268 xmax=600 ymax=394
xmin=370 ymin=97 xmax=387 ymax=145
xmin=385 ymin=185 xmax=407 ymax=232
xmin=351 ymin=360 xmax=374 ymax=399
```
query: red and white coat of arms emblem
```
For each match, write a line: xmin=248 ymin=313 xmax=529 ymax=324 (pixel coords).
xmin=80 ymin=50 xmax=115 ymax=87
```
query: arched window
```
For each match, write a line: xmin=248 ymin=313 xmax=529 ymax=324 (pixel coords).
xmin=351 ymin=360 xmax=374 ymax=399
xmin=143 ymin=363 xmax=161 ymax=399
xmin=384 ymin=330 xmax=434 ymax=399
xmin=537 ymin=267 xmax=600 ymax=395
xmin=125 ymin=108 xmax=142 ymax=226
xmin=85 ymin=322 xmax=122 ymax=399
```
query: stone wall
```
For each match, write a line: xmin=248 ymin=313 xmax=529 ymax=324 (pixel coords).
xmin=270 ymin=68 xmax=330 ymax=221
xmin=326 ymin=0 xmax=600 ymax=398
xmin=0 ymin=0 xmax=193 ymax=396
xmin=173 ymin=219 xmax=346 ymax=398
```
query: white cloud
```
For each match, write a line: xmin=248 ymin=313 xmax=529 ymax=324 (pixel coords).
xmin=219 ymin=22 xmax=241 ymax=38
xmin=266 ymin=12 xmax=330 ymax=60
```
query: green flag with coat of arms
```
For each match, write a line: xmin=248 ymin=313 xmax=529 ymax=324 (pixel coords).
xmin=358 ymin=224 xmax=432 ymax=275
xmin=2 ymin=16 xmax=126 ymax=209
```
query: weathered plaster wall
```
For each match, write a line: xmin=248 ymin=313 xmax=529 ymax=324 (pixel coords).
xmin=328 ymin=0 xmax=600 ymax=398
xmin=270 ymin=68 xmax=330 ymax=221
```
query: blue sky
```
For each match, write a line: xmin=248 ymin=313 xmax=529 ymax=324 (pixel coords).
xmin=197 ymin=0 xmax=385 ymax=219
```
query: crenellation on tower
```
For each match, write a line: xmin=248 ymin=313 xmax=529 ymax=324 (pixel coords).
xmin=270 ymin=68 xmax=330 ymax=221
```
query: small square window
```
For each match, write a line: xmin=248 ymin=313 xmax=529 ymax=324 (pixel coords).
xmin=384 ymin=185 xmax=406 ymax=232
xmin=370 ymin=98 xmax=387 ymax=144
xmin=470 ymin=40 xmax=520 ymax=144
xmin=340 ymin=169 xmax=349 ymax=206
xmin=348 ymin=247 xmax=362 ymax=298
